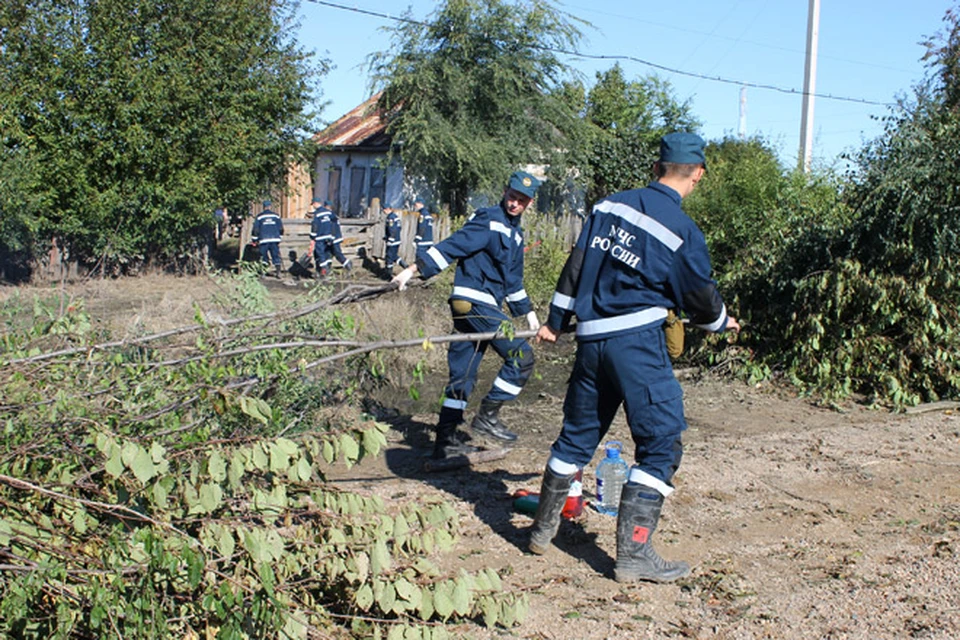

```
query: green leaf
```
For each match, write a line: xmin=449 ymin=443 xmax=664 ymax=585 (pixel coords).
xmin=296 ymin=457 xmax=312 ymax=482
xmin=371 ymin=540 xmax=390 ymax=575
xmin=452 ymin=578 xmax=470 ymax=616
xmin=481 ymin=596 xmax=499 ymax=628
xmin=340 ymin=433 xmax=360 ymax=466
xmin=239 ymin=396 xmax=271 ymax=424
xmin=130 ymin=446 xmax=157 ymax=484
xmin=207 ymin=451 xmax=227 ymax=482
xmin=377 ymin=581 xmax=397 ymax=614
xmin=355 ymin=584 xmax=374 ymax=611
xmin=105 ymin=447 xmax=124 ymax=478
xmin=152 ymin=482 xmax=168 ymax=508
xmin=419 ymin=587 xmax=434 ymax=621
xmin=363 ymin=427 xmax=382 ymax=457
xmin=199 ymin=483 xmax=223 ymax=513
xmin=433 ymin=586 xmax=454 ymax=621
xmin=71 ymin=506 xmax=87 ymax=534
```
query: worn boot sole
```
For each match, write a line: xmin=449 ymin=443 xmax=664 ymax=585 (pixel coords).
xmin=615 ymin=561 xmax=691 ymax=583
xmin=470 ymin=417 xmax=518 ymax=442
xmin=528 ymin=539 xmax=552 ymax=555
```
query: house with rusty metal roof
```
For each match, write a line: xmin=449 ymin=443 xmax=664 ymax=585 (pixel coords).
xmin=308 ymin=91 xmax=406 ymax=219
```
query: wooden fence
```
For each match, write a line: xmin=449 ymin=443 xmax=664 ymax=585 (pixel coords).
xmin=238 ymin=207 xmax=454 ymax=270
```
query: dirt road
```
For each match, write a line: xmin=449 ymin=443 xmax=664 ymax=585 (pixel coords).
xmin=12 ymin=275 xmax=958 ymax=638
xmin=349 ymin=359 xmax=960 ymax=639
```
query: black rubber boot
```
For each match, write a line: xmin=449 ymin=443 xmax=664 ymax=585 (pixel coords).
xmin=432 ymin=406 xmax=480 ymax=460
xmin=471 ymin=399 xmax=518 ymax=442
xmin=615 ymin=483 xmax=690 ymax=583
xmin=528 ymin=466 xmax=574 ymax=555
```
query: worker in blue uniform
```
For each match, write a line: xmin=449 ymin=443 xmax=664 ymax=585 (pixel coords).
xmin=251 ymin=200 xmax=283 ymax=277
xmin=382 ymin=203 xmax=406 ymax=276
xmin=392 ymin=172 xmax=543 ymax=459
xmin=413 ymin=198 xmax=434 ymax=250
xmin=530 ymin=133 xmax=740 ymax=583
xmin=310 ymin=198 xmax=352 ymax=277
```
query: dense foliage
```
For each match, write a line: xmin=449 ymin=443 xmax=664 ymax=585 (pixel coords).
xmin=369 ymin=0 xmax=584 ymax=216
xmin=0 ymin=0 xmax=323 ymax=276
xmin=0 ymin=274 xmax=527 ymax=638
xmin=559 ymin=64 xmax=701 ymax=209
xmin=677 ymin=6 xmax=960 ymax=408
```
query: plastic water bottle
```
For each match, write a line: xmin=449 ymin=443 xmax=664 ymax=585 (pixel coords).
xmin=595 ymin=442 xmax=629 ymax=516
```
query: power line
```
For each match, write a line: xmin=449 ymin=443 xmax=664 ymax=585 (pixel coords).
xmin=306 ymin=0 xmax=897 ymax=107
xmin=557 ymin=1 xmax=919 ymax=76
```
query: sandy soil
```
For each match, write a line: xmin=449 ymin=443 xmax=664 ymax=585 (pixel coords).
xmin=344 ymin=322 xmax=960 ymax=640
xmin=9 ymin=274 xmax=959 ymax=639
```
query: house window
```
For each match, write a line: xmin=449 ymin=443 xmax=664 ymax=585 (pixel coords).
xmin=348 ymin=167 xmax=366 ymax=218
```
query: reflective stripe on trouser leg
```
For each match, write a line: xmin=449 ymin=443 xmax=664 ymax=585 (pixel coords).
xmin=552 ymin=328 xmax=686 ymax=484
xmin=616 ymin=328 xmax=685 ymax=490
xmin=314 ymin=246 xmax=332 ymax=268
xmin=483 ymin=324 xmax=534 ymax=403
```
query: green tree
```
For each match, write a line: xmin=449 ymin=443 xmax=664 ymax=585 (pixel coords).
xmin=571 ymin=64 xmax=701 ymax=207
xmin=713 ymin=6 xmax=960 ymax=407
xmin=369 ymin=0 xmax=584 ymax=216
xmin=0 ymin=0 xmax=325 ymax=275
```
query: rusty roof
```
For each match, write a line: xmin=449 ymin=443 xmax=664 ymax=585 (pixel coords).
xmin=313 ymin=92 xmax=392 ymax=149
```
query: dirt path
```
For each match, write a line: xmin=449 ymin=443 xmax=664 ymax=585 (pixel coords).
xmin=11 ymin=275 xmax=957 ymax=638
xmin=342 ymin=363 xmax=960 ymax=639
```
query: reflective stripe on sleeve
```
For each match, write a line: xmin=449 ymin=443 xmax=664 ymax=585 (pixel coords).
xmin=426 ymin=246 xmax=449 ymax=270
xmin=551 ymin=292 xmax=575 ymax=310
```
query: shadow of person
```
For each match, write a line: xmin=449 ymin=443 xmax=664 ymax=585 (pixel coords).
xmin=355 ymin=247 xmax=386 ymax=278
xmin=378 ymin=412 xmax=613 ymax=576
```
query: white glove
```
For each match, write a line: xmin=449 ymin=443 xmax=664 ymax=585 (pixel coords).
xmin=392 ymin=267 xmax=415 ymax=291
xmin=526 ymin=310 xmax=541 ymax=331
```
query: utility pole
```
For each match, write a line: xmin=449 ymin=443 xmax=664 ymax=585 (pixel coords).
xmin=799 ymin=0 xmax=820 ymax=173
xmin=739 ymin=86 xmax=747 ymax=139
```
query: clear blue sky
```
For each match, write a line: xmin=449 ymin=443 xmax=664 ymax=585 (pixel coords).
xmin=295 ymin=0 xmax=951 ymax=170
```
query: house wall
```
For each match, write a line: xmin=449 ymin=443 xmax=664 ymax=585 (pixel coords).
xmin=314 ymin=152 xmax=404 ymax=218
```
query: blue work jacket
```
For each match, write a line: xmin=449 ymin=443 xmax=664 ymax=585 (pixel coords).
xmin=252 ymin=209 xmax=283 ymax=244
xmin=417 ymin=203 xmax=531 ymax=317
xmin=546 ymin=181 xmax=728 ymax=341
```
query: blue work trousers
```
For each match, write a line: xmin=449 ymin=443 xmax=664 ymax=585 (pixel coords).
xmin=385 ymin=244 xmax=400 ymax=268
xmin=314 ymin=242 xmax=349 ymax=270
xmin=444 ymin=302 xmax=534 ymax=406
xmin=259 ymin=242 xmax=281 ymax=267
xmin=550 ymin=326 xmax=686 ymax=488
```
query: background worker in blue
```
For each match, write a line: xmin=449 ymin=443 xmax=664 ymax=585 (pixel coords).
xmin=392 ymin=172 xmax=542 ymax=459
xmin=413 ymin=198 xmax=434 ymax=250
xmin=310 ymin=198 xmax=352 ymax=276
xmin=530 ymin=133 xmax=740 ymax=583
xmin=251 ymin=199 xmax=283 ymax=277
xmin=382 ymin=203 xmax=406 ymax=276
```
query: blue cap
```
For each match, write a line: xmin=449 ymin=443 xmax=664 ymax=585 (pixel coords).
xmin=323 ymin=199 xmax=333 ymax=207
xmin=262 ymin=199 xmax=272 ymax=208
xmin=311 ymin=196 xmax=321 ymax=205
xmin=508 ymin=171 xmax=541 ymax=198
xmin=659 ymin=132 xmax=707 ymax=167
